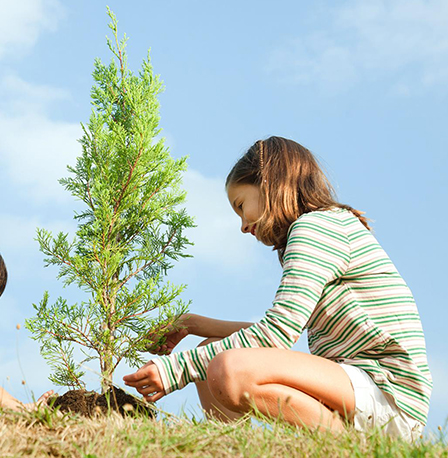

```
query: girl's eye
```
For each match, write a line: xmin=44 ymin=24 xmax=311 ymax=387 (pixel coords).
xmin=238 ymin=203 xmax=243 ymax=211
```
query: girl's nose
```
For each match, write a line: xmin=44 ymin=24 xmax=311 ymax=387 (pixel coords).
xmin=241 ymin=219 xmax=250 ymax=233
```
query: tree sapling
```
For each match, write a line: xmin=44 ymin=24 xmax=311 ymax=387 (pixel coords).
xmin=26 ymin=9 xmax=194 ymax=394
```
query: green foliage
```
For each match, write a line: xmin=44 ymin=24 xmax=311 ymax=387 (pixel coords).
xmin=26 ymin=8 xmax=194 ymax=391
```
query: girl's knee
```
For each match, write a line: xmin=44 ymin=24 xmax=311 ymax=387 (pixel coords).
xmin=207 ymin=350 xmax=250 ymax=410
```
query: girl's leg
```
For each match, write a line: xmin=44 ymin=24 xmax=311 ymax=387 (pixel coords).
xmin=206 ymin=347 xmax=355 ymax=431
xmin=195 ymin=338 xmax=244 ymax=422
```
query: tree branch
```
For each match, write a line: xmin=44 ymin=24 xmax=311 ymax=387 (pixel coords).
xmin=116 ymin=229 xmax=177 ymax=291
xmin=38 ymin=307 xmax=98 ymax=352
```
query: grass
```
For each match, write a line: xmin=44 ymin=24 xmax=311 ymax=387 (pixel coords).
xmin=1 ymin=405 xmax=447 ymax=458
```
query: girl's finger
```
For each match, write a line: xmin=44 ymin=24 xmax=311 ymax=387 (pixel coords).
xmin=123 ymin=368 xmax=152 ymax=384
xmin=37 ymin=390 xmax=54 ymax=404
xmin=124 ymin=377 xmax=152 ymax=388
xmin=144 ymin=391 xmax=165 ymax=403
xmin=123 ymin=372 xmax=140 ymax=383
xmin=137 ymin=385 xmax=159 ymax=396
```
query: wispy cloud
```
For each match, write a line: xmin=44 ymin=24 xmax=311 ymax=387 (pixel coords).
xmin=181 ymin=169 xmax=268 ymax=270
xmin=0 ymin=213 xmax=76 ymax=283
xmin=0 ymin=74 xmax=71 ymax=114
xmin=267 ymin=0 xmax=448 ymax=94
xmin=0 ymin=111 xmax=81 ymax=203
xmin=0 ymin=74 xmax=80 ymax=204
xmin=0 ymin=0 xmax=64 ymax=61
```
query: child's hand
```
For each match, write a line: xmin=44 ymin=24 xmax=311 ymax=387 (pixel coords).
xmin=146 ymin=326 xmax=189 ymax=355
xmin=24 ymin=390 xmax=54 ymax=411
xmin=123 ymin=361 xmax=165 ymax=402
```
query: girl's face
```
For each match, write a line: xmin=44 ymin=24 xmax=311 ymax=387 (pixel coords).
xmin=227 ymin=183 xmax=262 ymax=238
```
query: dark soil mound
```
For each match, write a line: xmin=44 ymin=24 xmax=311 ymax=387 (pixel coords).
xmin=51 ymin=386 xmax=155 ymax=418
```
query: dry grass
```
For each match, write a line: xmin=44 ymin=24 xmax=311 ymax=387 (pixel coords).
xmin=1 ymin=406 xmax=447 ymax=458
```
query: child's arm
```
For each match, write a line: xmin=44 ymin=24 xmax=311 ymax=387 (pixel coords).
xmin=183 ymin=313 xmax=253 ymax=338
xmin=0 ymin=387 xmax=54 ymax=411
xmin=147 ymin=313 xmax=253 ymax=355
xmin=0 ymin=387 xmax=22 ymax=410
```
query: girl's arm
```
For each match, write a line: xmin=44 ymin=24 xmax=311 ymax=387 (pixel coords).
xmin=146 ymin=313 xmax=253 ymax=355
xmin=183 ymin=313 xmax=253 ymax=338
xmin=0 ymin=387 xmax=53 ymax=411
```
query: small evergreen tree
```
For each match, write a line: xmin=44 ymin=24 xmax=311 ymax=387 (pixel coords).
xmin=26 ymin=9 xmax=194 ymax=392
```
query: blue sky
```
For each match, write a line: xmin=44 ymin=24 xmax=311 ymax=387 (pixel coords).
xmin=0 ymin=0 xmax=447 ymax=433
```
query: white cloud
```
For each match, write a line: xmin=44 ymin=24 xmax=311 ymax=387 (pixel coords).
xmin=0 ymin=74 xmax=71 ymax=114
xmin=0 ymin=0 xmax=64 ymax=60
xmin=267 ymin=0 xmax=448 ymax=93
xmin=0 ymin=215 xmax=41 ymax=251
xmin=181 ymin=169 xmax=268 ymax=269
xmin=0 ymin=112 xmax=81 ymax=203
xmin=0 ymin=3 xmax=72 ymax=203
xmin=0 ymin=213 xmax=77 ymax=284
xmin=0 ymin=74 xmax=80 ymax=203
xmin=0 ymin=214 xmax=74 ymax=250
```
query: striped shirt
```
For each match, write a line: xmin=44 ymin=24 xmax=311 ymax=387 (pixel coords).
xmin=153 ymin=208 xmax=432 ymax=424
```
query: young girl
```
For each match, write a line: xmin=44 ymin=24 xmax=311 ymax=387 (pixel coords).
xmin=124 ymin=137 xmax=432 ymax=441
xmin=0 ymin=254 xmax=54 ymax=411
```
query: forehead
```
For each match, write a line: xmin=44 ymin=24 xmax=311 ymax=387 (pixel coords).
xmin=227 ymin=183 xmax=259 ymax=203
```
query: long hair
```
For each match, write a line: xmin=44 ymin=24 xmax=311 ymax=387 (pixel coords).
xmin=226 ymin=136 xmax=370 ymax=257
xmin=0 ymin=254 xmax=7 ymax=297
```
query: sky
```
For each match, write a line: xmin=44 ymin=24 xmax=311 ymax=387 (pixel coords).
xmin=0 ymin=0 xmax=447 ymax=434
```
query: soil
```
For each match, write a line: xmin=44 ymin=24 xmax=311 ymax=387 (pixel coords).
xmin=51 ymin=386 xmax=155 ymax=418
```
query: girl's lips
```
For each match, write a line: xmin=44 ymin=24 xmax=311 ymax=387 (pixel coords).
xmin=250 ymin=225 xmax=257 ymax=236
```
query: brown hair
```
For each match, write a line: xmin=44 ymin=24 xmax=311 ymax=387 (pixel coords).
xmin=226 ymin=136 xmax=370 ymax=256
xmin=0 ymin=254 xmax=7 ymax=297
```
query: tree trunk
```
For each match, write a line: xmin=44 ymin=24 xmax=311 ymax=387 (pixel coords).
xmin=101 ymin=276 xmax=117 ymax=393
xmin=101 ymin=349 xmax=114 ymax=393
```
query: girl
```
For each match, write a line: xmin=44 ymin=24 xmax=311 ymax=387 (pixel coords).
xmin=124 ymin=137 xmax=432 ymax=441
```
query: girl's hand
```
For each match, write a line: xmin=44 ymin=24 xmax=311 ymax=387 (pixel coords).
xmin=25 ymin=390 xmax=54 ymax=410
xmin=123 ymin=361 xmax=165 ymax=402
xmin=146 ymin=316 xmax=190 ymax=355
xmin=147 ymin=327 xmax=188 ymax=355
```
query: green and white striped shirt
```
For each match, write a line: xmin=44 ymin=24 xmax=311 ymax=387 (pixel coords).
xmin=153 ymin=208 xmax=432 ymax=424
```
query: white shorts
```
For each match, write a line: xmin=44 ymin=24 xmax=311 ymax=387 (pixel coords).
xmin=339 ymin=363 xmax=424 ymax=442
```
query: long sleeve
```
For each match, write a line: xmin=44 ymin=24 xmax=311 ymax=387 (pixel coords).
xmin=152 ymin=211 xmax=351 ymax=394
